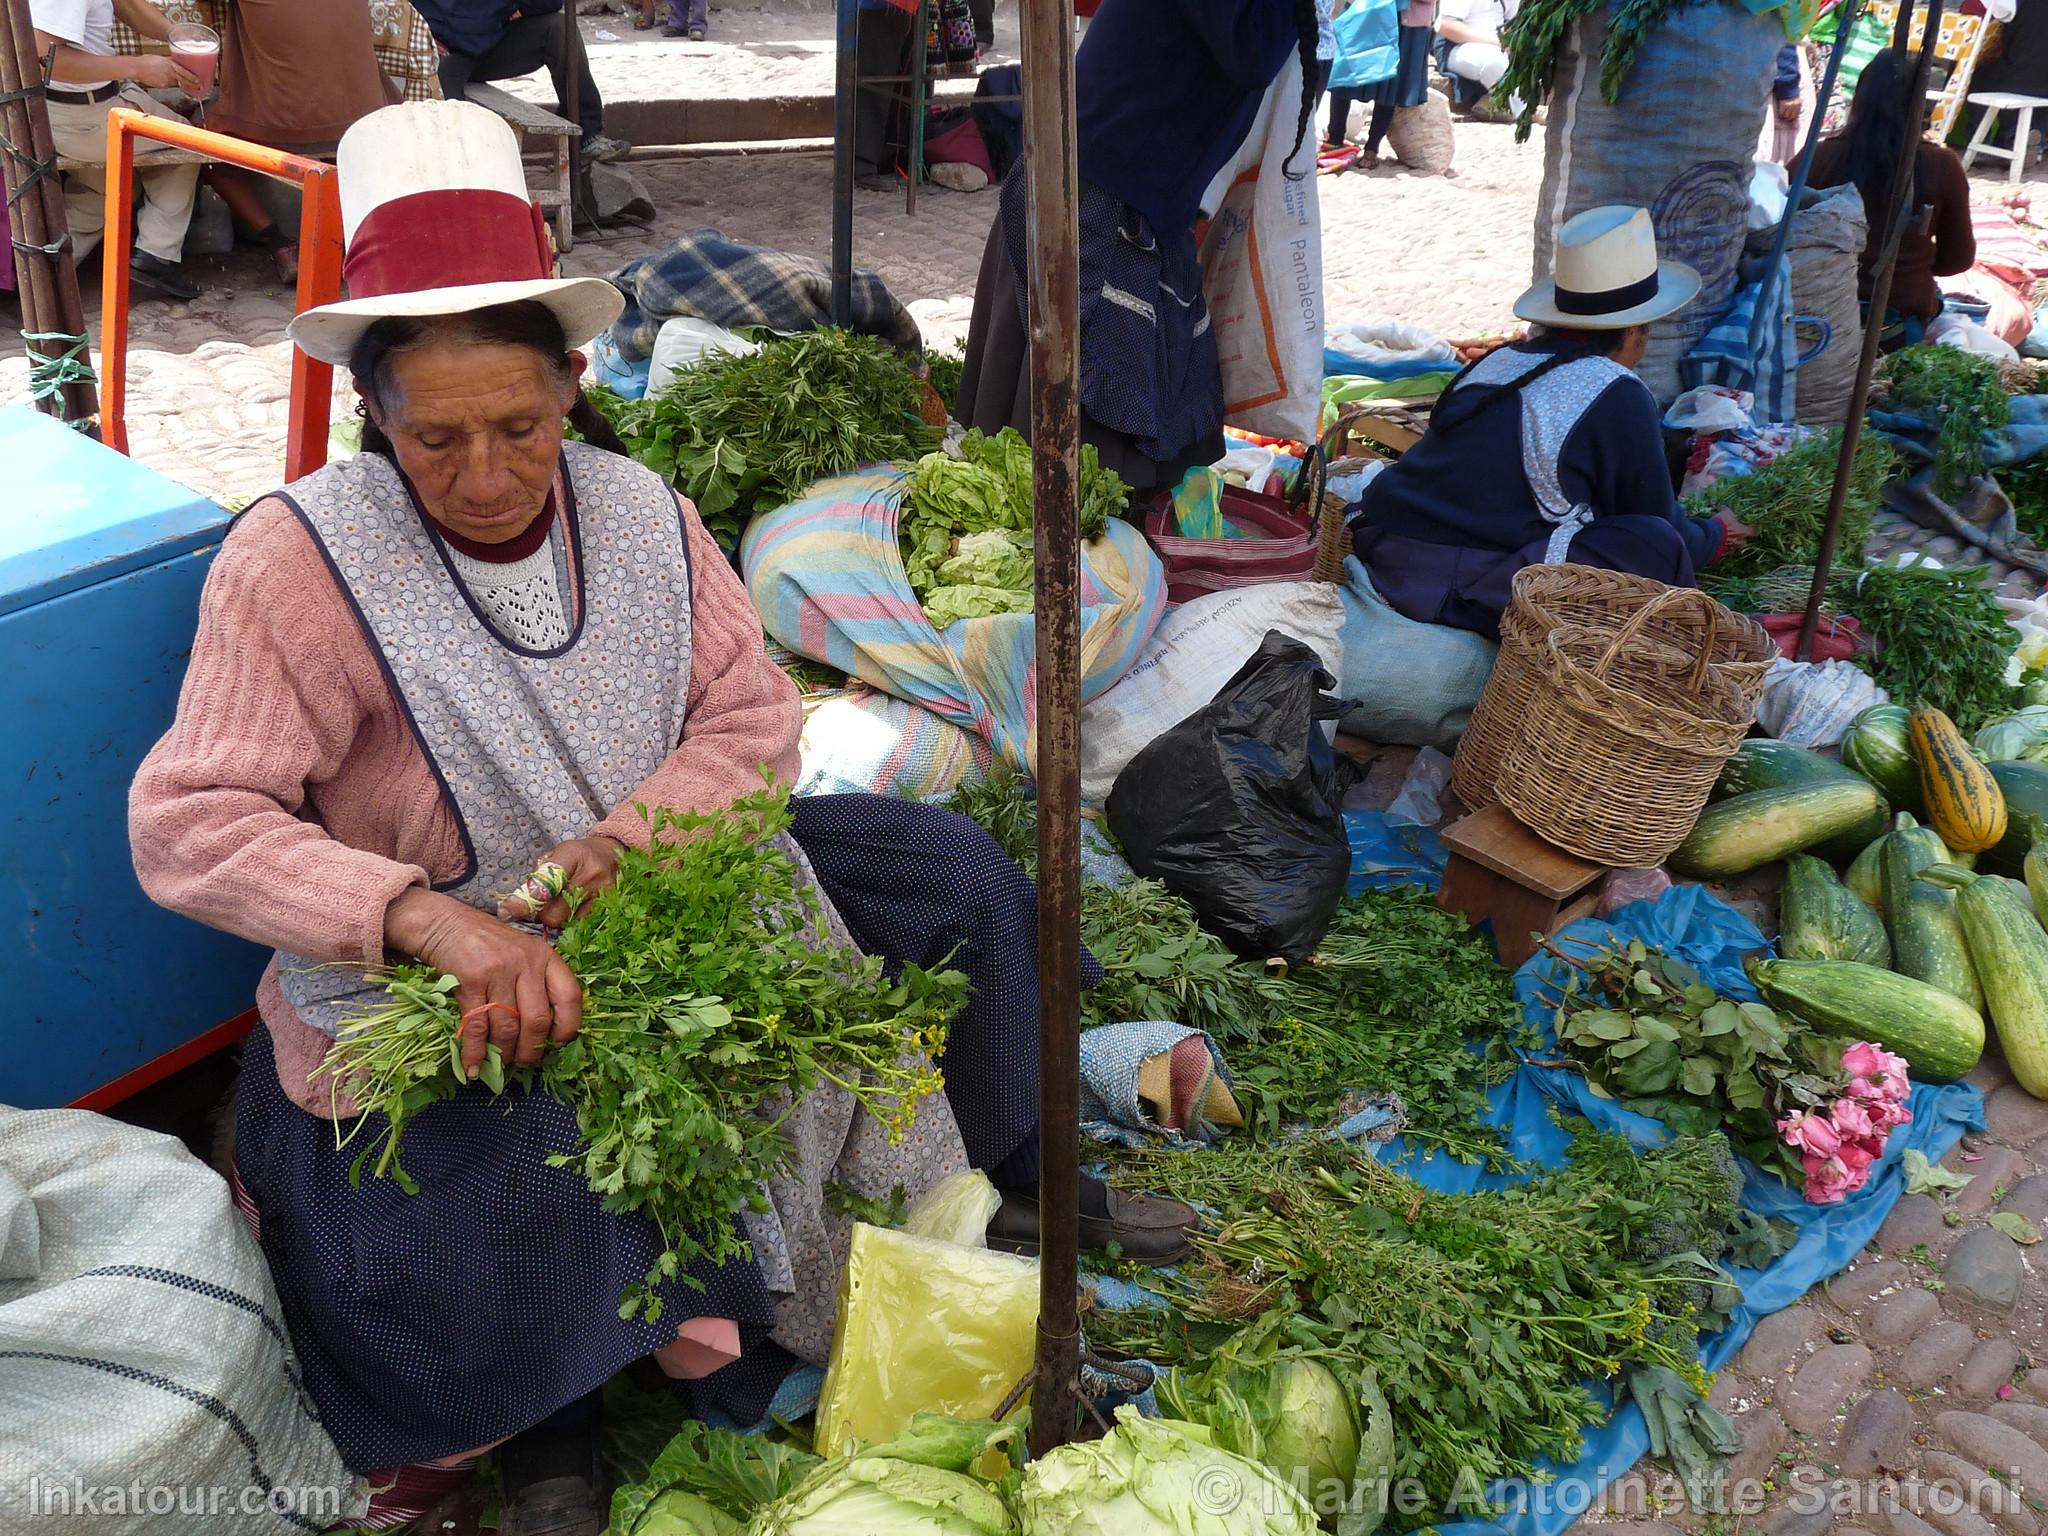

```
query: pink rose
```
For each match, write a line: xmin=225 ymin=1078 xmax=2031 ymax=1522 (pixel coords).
xmin=1866 ymin=1096 xmax=1914 ymax=1133
xmin=1842 ymin=1042 xmax=1912 ymax=1100
xmin=1837 ymin=1139 xmax=1879 ymax=1180
xmin=1804 ymin=1154 xmax=1856 ymax=1203
xmin=1830 ymin=1097 xmax=1877 ymax=1141
xmin=1839 ymin=1041 xmax=1889 ymax=1078
xmin=1781 ymin=1111 xmax=1842 ymax=1159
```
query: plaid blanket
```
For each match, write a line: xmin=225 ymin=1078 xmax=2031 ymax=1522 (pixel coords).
xmin=609 ymin=232 xmax=923 ymax=363
xmin=741 ymin=467 xmax=1167 ymax=773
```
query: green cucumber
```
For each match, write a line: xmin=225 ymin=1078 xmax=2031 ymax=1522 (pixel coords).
xmin=1883 ymin=821 xmax=1986 ymax=1015
xmin=1780 ymin=853 xmax=1890 ymax=967
xmin=1749 ymin=956 xmax=1985 ymax=1084
xmin=1711 ymin=742 xmax=1886 ymax=863
xmin=1846 ymin=832 xmax=1889 ymax=916
xmin=1919 ymin=865 xmax=2048 ymax=1096
xmin=1670 ymin=780 xmax=1888 ymax=879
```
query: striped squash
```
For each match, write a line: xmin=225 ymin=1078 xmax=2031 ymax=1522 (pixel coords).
xmin=1911 ymin=708 xmax=2009 ymax=854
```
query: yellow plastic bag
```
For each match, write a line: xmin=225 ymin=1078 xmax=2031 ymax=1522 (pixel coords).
xmin=813 ymin=1222 xmax=1037 ymax=1457
xmin=901 ymin=1170 xmax=1001 ymax=1248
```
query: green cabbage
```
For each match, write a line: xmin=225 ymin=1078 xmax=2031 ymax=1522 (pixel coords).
xmin=610 ymin=1421 xmax=820 ymax=1535
xmin=638 ymin=1489 xmax=741 ymax=1535
xmin=1156 ymin=1318 xmax=1395 ymax=1534
xmin=1974 ymin=704 xmax=2048 ymax=763
xmin=1022 ymin=1408 xmax=1319 ymax=1536
xmin=743 ymin=1414 xmax=1019 ymax=1536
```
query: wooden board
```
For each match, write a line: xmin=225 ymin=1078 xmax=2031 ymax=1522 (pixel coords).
xmin=466 ymin=82 xmax=579 ymax=137
xmin=1440 ymin=803 xmax=1604 ymax=902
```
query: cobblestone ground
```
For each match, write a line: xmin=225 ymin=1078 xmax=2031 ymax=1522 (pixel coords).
xmin=1594 ymin=1053 xmax=2048 ymax=1536
xmin=3 ymin=33 xmax=2045 ymax=1526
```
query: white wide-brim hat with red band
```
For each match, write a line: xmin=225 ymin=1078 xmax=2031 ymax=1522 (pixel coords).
xmin=1513 ymin=205 xmax=1701 ymax=331
xmin=287 ymin=100 xmax=625 ymax=367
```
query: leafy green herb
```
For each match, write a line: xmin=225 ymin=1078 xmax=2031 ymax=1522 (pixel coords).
xmin=1498 ymin=0 xmax=1684 ymax=141
xmin=1884 ymin=346 xmax=2012 ymax=498
xmin=1234 ymin=891 xmax=1529 ymax=1164
xmin=1547 ymin=938 xmax=1844 ymax=1186
xmin=317 ymin=785 xmax=968 ymax=1322
xmin=1687 ymin=429 xmax=1895 ymax=590
xmin=1099 ymin=1125 xmax=1741 ymax=1518
xmin=924 ymin=343 xmax=967 ymax=412
xmin=1845 ymin=560 xmax=2019 ymax=730
xmin=585 ymin=329 xmax=937 ymax=548
xmin=608 ymin=1418 xmax=822 ymax=1535
xmin=823 ymin=1180 xmax=910 ymax=1229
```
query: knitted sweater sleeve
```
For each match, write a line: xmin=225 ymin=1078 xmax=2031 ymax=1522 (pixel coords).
xmin=129 ymin=500 xmax=432 ymax=964
xmin=593 ymin=493 xmax=803 ymax=847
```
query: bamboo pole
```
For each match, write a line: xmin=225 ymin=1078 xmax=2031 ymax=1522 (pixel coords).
xmin=1019 ymin=0 xmax=1082 ymax=1461
xmin=0 ymin=0 xmax=97 ymax=427
xmin=1796 ymin=0 xmax=1945 ymax=659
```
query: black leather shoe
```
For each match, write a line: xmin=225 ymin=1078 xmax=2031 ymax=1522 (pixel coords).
xmin=499 ymin=1410 xmax=603 ymax=1536
xmin=988 ymin=1187 xmax=1197 ymax=1267
xmin=129 ymin=251 xmax=198 ymax=301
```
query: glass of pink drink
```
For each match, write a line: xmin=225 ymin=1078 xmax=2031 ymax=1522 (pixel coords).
xmin=167 ymin=22 xmax=219 ymax=99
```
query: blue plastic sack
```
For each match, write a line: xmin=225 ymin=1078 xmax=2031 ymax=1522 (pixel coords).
xmin=1327 ymin=0 xmax=1398 ymax=89
xmin=1344 ymin=807 xmax=1448 ymax=893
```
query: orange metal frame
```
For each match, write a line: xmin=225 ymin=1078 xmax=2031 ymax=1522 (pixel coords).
xmin=98 ymin=107 xmax=344 ymax=482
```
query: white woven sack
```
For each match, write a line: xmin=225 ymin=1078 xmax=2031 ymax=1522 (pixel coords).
xmin=0 ymin=1108 xmax=366 ymax=1533
xmin=1079 ymin=582 xmax=1345 ymax=807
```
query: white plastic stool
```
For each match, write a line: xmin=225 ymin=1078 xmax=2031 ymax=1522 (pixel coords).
xmin=1964 ymin=91 xmax=2048 ymax=184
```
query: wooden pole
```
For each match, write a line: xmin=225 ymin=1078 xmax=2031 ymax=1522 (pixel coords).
xmin=1019 ymin=0 xmax=1082 ymax=1462
xmin=1796 ymin=1 xmax=1944 ymax=659
xmin=0 ymin=0 xmax=97 ymax=427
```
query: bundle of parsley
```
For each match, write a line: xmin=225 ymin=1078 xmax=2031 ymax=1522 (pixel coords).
xmin=1098 ymin=1126 xmax=1742 ymax=1519
xmin=316 ymin=786 xmax=968 ymax=1323
xmin=585 ymin=329 xmax=938 ymax=549
xmin=1845 ymin=560 xmax=2019 ymax=730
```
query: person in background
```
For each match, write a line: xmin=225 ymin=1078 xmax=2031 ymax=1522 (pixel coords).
xmin=415 ymin=0 xmax=634 ymax=162
xmin=1360 ymin=0 xmax=1434 ymax=166
xmin=1808 ymin=47 xmax=1975 ymax=345
xmin=852 ymin=0 xmax=918 ymax=190
xmin=1763 ymin=42 xmax=1808 ymax=164
xmin=1314 ymin=0 xmax=1350 ymax=148
xmin=663 ymin=0 xmax=709 ymax=40
xmin=203 ymin=0 xmax=401 ymax=283
xmin=29 ymin=0 xmax=202 ymax=301
xmin=1351 ymin=206 xmax=1753 ymax=640
xmin=1434 ymin=0 xmax=1515 ymax=113
xmin=956 ymin=0 xmax=1316 ymax=495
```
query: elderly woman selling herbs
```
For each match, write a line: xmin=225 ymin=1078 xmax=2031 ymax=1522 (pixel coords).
xmin=130 ymin=101 xmax=1191 ymax=1536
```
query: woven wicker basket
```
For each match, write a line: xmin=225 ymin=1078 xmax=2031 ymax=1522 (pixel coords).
xmin=1495 ymin=599 xmax=1760 ymax=866
xmin=1452 ymin=567 xmax=1775 ymax=810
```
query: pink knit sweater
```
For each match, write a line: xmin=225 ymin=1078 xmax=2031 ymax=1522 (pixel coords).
xmin=130 ymin=488 xmax=801 ymax=1118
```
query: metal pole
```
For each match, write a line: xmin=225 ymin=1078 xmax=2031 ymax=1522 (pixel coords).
xmin=1797 ymin=1 xmax=1944 ymax=660
xmin=830 ymin=0 xmax=857 ymax=324
xmin=906 ymin=0 xmax=927 ymax=216
xmin=1019 ymin=0 xmax=1082 ymax=1462
xmin=1 ymin=0 xmax=97 ymax=427
xmin=1743 ymin=0 xmax=1865 ymax=369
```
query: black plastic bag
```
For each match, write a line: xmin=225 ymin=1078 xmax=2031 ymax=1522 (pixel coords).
xmin=1105 ymin=632 xmax=1358 ymax=966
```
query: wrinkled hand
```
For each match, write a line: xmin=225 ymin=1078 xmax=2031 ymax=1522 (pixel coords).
xmin=1715 ymin=509 xmax=1758 ymax=554
xmin=385 ymin=888 xmax=584 ymax=1076
xmin=131 ymin=53 xmax=202 ymax=92
xmin=1776 ymin=97 xmax=1800 ymax=123
xmin=500 ymin=834 xmax=626 ymax=929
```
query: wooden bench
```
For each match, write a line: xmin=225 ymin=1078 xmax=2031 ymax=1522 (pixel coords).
xmin=464 ymin=82 xmax=577 ymax=254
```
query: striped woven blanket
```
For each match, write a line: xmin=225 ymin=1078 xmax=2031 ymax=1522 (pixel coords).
xmin=742 ymin=468 xmax=1167 ymax=772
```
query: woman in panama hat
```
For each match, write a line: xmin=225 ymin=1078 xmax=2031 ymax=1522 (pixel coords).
xmin=1349 ymin=204 xmax=1757 ymax=641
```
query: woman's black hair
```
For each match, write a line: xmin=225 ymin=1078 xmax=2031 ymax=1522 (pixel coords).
xmin=1822 ymin=48 xmax=1927 ymax=223
xmin=1285 ymin=0 xmax=1319 ymax=179
xmin=347 ymin=299 xmax=628 ymax=458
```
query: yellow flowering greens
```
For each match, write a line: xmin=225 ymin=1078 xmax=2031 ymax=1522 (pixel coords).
xmin=320 ymin=785 xmax=967 ymax=1323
